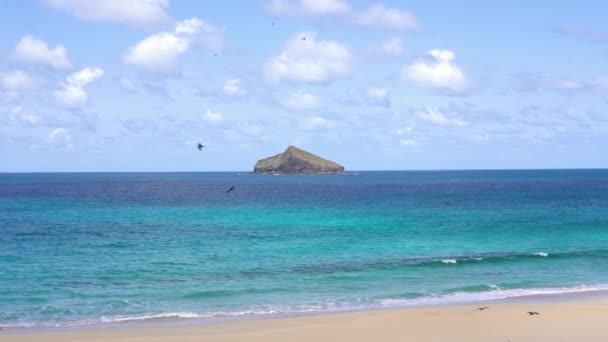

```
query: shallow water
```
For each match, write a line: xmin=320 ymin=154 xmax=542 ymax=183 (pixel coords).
xmin=1 ymin=170 xmax=608 ymax=328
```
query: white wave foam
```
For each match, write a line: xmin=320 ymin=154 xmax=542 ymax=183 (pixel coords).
xmin=533 ymin=252 xmax=549 ymax=257
xmin=441 ymin=259 xmax=457 ymax=264
xmin=5 ymin=284 xmax=608 ymax=330
xmin=378 ymin=284 xmax=608 ymax=308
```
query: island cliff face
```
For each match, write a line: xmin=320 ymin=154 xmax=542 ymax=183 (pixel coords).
xmin=254 ymin=146 xmax=345 ymax=174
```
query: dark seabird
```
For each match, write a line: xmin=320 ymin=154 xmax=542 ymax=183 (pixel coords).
xmin=527 ymin=311 xmax=540 ymax=315
xmin=302 ymin=37 xmax=306 ymax=40
xmin=226 ymin=185 xmax=235 ymax=193
xmin=477 ymin=307 xmax=489 ymax=311
xmin=197 ymin=143 xmax=205 ymax=151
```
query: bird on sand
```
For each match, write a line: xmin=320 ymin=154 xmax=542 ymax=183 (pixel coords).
xmin=477 ymin=307 xmax=489 ymax=311
xmin=527 ymin=311 xmax=540 ymax=315
xmin=197 ymin=143 xmax=205 ymax=151
xmin=226 ymin=185 xmax=235 ymax=193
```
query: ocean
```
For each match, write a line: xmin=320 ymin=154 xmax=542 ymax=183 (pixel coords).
xmin=1 ymin=170 xmax=608 ymax=329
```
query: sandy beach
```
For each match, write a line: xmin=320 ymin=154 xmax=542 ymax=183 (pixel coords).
xmin=2 ymin=296 xmax=608 ymax=342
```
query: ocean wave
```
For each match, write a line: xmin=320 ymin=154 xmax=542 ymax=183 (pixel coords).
xmin=291 ymin=249 xmax=608 ymax=275
xmin=376 ymin=283 xmax=608 ymax=307
xmin=4 ymin=283 xmax=608 ymax=330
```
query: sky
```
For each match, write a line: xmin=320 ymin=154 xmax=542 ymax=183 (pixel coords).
xmin=1 ymin=0 xmax=607 ymax=172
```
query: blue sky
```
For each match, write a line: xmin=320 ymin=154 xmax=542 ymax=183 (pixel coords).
xmin=1 ymin=0 xmax=607 ymax=171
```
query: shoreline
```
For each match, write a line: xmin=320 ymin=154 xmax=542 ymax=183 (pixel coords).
xmin=2 ymin=294 xmax=608 ymax=341
xmin=0 ymin=288 xmax=608 ymax=341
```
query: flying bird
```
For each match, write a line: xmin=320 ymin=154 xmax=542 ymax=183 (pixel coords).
xmin=197 ymin=143 xmax=205 ymax=151
xmin=477 ymin=307 xmax=489 ymax=311
xmin=527 ymin=311 xmax=540 ymax=316
xmin=226 ymin=185 xmax=235 ymax=193
xmin=301 ymin=37 xmax=306 ymax=40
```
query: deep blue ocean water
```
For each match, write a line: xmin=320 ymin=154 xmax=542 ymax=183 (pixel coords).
xmin=1 ymin=170 xmax=608 ymax=328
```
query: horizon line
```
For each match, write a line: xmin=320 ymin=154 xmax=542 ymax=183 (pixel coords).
xmin=1 ymin=167 xmax=608 ymax=174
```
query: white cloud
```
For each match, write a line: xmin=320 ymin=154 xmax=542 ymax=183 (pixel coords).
xmin=278 ymin=91 xmax=322 ymax=110
xmin=589 ymin=77 xmax=608 ymax=93
xmin=381 ymin=37 xmax=405 ymax=57
xmin=267 ymin=0 xmax=349 ymax=16
xmin=353 ymin=4 xmax=420 ymax=31
xmin=55 ymin=67 xmax=104 ymax=109
xmin=265 ymin=31 xmax=352 ymax=84
xmin=416 ymin=107 xmax=466 ymax=127
xmin=223 ymin=79 xmax=245 ymax=96
xmin=123 ymin=17 xmax=223 ymax=72
xmin=395 ymin=126 xmax=413 ymax=135
xmin=551 ymin=79 xmax=585 ymax=93
xmin=119 ymin=77 xmax=137 ymax=91
xmin=12 ymin=36 xmax=71 ymax=69
xmin=367 ymin=87 xmax=390 ymax=106
xmin=0 ymin=70 xmax=37 ymax=91
xmin=399 ymin=138 xmax=417 ymax=146
xmin=43 ymin=0 xmax=170 ymax=27
xmin=299 ymin=115 xmax=335 ymax=130
xmin=47 ymin=127 xmax=73 ymax=149
xmin=402 ymin=49 xmax=468 ymax=92
xmin=175 ymin=17 xmax=224 ymax=51
xmin=9 ymin=106 xmax=43 ymax=126
xmin=511 ymin=73 xmax=608 ymax=95
xmin=124 ymin=32 xmax=188 ymax=72
xmin=202 ymin=110 xmax=224 ymax=124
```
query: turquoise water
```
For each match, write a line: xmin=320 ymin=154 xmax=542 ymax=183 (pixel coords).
xmin=1 ymin=170 xmax=608 ymax=328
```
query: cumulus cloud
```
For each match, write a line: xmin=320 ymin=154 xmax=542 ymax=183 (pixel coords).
xmin=402 ymin=49 xmax=468 ymax=93
xmin=12 ymin=36 xmax=71 ymax=69
xmin=201 ymin=110 xmax=224 ymax=124
xmin=299 ymin=115 xmax=335 ymax=130
xmin=353 ymin=4 xmax=420 ymax=31
xmin=278 ymin=91 xmax=322 ymax=110
xmin=55 ymin=67 xmax=104 ymax=109
xmin=124 ymin=33 xmax=188 ymax=72
xmin=416 ymin=107 xmax=466 ymax=127
xmin=265 ymin=31 xmax=352 ymax=84
xmin=43 ymin=0 xmax=170 ymax=27
xmin=0 ymin=70 xmax=37 ymax=91
xmin=123 ymin=17 xmax=223 ymax=72
xmin=267 ymin=0 xmax=350 ymax=16
xmin=381 ymin=37 xmax=406 ymax=57
xmin=223 ymin=79 xmax=246 ymax=96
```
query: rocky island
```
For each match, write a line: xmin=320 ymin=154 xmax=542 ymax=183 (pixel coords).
xmin=254 ymin=145 xmax=345 ymax=175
